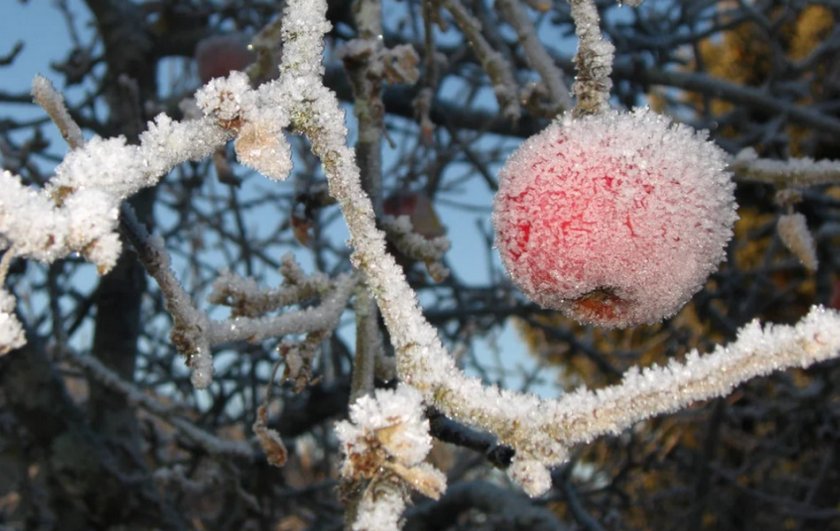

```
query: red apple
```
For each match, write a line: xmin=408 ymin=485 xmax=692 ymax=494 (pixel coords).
xmin=195 ymin=34 xmax=255 ymax=84
xmin=493 ymin=108 xmax=737 ymax=327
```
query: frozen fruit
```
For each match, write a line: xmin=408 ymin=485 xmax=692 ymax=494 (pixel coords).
xmin=195 ymin=34 xmax=255 ymax=84
xmin=493 ymin=108 xmax=737 ymax=327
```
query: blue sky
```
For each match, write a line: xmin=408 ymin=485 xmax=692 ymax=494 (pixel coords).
xmin=3 ymin=1 xmax=88 ymax=109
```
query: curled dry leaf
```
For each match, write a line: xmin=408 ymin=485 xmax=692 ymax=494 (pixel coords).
xmin=777 ymin=212 xmax=818 ymax=271
xmin=253 ymin=404 xmax=288 ymax=467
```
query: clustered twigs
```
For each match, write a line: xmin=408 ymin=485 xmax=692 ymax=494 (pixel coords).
xmin=68 ymin=347 xmax=254 ymax=460
xmin=264 ymin=0 xmax=840 ymax=510
xmin=442 ymin=0 xmax=522 ymax=121
xmin=496 ymin=0 xmax=573 ymax=113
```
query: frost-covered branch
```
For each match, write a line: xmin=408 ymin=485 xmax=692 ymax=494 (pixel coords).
xmin=208 ymin=254 xmax=334 ymax=317
xmin=119 ymin=204 xmax=214 ymax=388
xmin=732 ymin=147 xmax=840 ymax=186
xmin=123 ymin=198 xmax=353 ymax=388
xmin=380 ymin=214 xmax=450 ymax=281
xmin=0 ymin=80 xmax=227 ymax=355
xmin=31 ymin=75 xmax=84 ymax=149
xmin=206 ymin=273 xmax=354 ymax=344
xmin=1 ymin=104 xmax=225 ymax=306
xmin=340 ymin=0 xmax=390 ymax=410
xmin=569 ymin=0 xmax=614 ymax=116
xmin=5 ymin=3 xmax=839 ymax=524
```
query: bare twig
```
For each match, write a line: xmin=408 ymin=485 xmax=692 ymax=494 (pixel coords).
xmin=443 ymin=0 xmax=521 ymax=121
xmin=496 ymin=0 xmax=573 ymax=113
xmin=31 ymin=75 xmax=84 ymax=149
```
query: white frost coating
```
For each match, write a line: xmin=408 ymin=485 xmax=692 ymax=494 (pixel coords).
xmin=380 ymin=214 xmax=450 ymax=266
xmin=139 ymin=113 xmax=229 ymax=177
xmin=569 ymin=0 xmax=615 ymax=114
xmin=189 ymin=345 xmax=214 ymax=389
xmin=52 ymin=137 xmax=147 ymax=197
xmin=336 ymin=384 xmax=434 ymax=473
xmin=507 ymin=458 xmax=552 ymax=498
xmin=733 ymin=148 xmax=840 ymax=186
xmin=206 ymin=273 xmax=354 ymax=344
xmin=778 ymin=213 xmax=818 ymax=271
xmin=64 ymin=189 xmax=121 ymax=270
xmin=1 ymin=113 xmax=227 ymax=273
xmin=411 ymin=306 xmax=840 ymax=498
xmin=196 ymin=71 xmax=293 ymax=180
xmin=7 ymin=3 xmax=836 ymax=521
xmin=1 ymin=85 xmax=229 ymax=352
xmin=277 ymin=0 xmax=332 ymax=79
xmin=352 ymin=486 xmax=406 ymax=531
xmin=196 ymin=72 xmax=256 ymax=123
xmin=209 ymin=263 xmax=332 ymax=317
xmin=0 ymin=290 xmax=25 ymax=355
xmin=31 ymin=75 xmax=84 ymax=148
xmin=336 ymin=384 xmax=446 ymax=530
xmin=0 ymin=170 xmax=68 ymax=263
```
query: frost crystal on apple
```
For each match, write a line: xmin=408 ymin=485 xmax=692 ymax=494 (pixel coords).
xmin=493 ymin=108 xmax=737 ymax=327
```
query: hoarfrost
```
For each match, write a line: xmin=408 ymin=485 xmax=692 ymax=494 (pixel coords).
xmin=336 ymin=384 xmax=446 ymax=530
xmin=508 ymin=458 xmax=552 ymax=498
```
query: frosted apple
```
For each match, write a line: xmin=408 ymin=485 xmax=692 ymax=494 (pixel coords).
xmin=493 ymin=108 xmax=737 ymax=327
xmin=195 ymin=34 xmax=256 ymax=84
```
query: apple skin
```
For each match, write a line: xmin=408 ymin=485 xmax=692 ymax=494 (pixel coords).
xmin=493 ymin=108 xmax=737 ymax=328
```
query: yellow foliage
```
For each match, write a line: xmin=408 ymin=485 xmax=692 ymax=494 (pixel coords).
xmin=682 ymin=5 xmax=836 ymax=154
xmin=789 ymin=6 xmax=834 ymax=60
